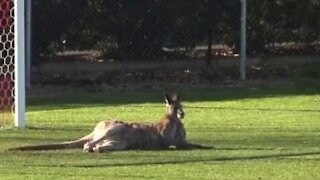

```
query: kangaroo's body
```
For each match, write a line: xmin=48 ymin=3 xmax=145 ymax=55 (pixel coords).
xmin=9 ymin=93 xmax=211 ymax=152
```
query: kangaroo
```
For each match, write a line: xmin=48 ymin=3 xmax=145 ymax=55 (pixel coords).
xmin=9 ymin=93 xmax=212 ymax=152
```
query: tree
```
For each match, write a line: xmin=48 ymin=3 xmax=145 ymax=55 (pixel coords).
xmin=32 ymin=0 xmax=320 ymax=61
xmin=247 ymin=0 xmax=320 ymax=55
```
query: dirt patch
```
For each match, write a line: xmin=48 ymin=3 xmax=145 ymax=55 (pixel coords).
xmin=31 ymin=57 xmax=320 ymax=91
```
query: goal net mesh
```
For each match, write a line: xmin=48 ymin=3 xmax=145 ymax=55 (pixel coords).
xmin=0 ymin=0 xmax=14 ymax=127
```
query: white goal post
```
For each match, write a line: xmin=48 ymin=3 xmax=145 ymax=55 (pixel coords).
xmin=14 ymin=0 xmax=26 ymax=128
xmin=240 ymin=0 xmax=247 ymax=80
xmin=0 ymin=0 xmax=26 ymax=128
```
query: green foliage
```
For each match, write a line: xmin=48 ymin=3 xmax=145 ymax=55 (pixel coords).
xmin=1 ymin=83 xmax=320 ymax=179
xmin=248 ymin=0 xmax=320 ymax=55
xmin=32 ymin=0 xmax=320 ymax=59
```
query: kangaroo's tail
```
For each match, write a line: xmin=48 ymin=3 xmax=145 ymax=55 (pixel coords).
xmin=8 ymin=133 xmax=93 ymax=151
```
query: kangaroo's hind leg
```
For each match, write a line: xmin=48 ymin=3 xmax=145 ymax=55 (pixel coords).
xmin=93 ymin=140 xmax=128 ymax=153
xmin=83 ymin=122 xmax=126 ymax=152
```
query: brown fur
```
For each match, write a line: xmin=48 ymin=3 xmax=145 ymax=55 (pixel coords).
xmin=9 ymin=93 xmax=212 ymax=152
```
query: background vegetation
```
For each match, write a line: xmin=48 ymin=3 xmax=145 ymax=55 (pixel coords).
xmin=26 ymin=0 xmax=320 ymax=86
xmin=32 ymin=0 xmax=320 ymax=61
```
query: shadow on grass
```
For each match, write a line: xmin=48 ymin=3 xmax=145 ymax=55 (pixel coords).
xmin=27 ymin=83 xmax=320 ymax=111
xmin=74 ymin=151 xmax=320 ymax=168
xmin=0 ymin=136 xmax=76 ymax=142
xmin=23 ymin=150 xmax=320 ymax=168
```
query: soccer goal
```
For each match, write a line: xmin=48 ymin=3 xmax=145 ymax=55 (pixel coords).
xmin=0 ymin=0 xmax=25 ymax=128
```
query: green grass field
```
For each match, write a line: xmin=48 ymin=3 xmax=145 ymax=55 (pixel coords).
xmin=1 ymin=82 xmax=320 ymax=179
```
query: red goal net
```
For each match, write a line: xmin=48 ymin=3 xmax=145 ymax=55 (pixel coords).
xmin=0 ymin=0 xmax=14 ymax=126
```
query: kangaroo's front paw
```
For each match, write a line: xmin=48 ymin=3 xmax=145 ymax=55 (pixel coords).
xmin=93 ymin=145 xmax=104 ymax=153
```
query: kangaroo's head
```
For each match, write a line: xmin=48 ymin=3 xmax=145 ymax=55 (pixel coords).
xmin=165 ymin=93 xmax=185 ymax=119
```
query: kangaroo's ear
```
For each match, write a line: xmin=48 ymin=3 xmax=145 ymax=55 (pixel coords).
xmin=172 ymin=93 xmax=180 ymax=102
xmin=164 ymin=93 xmax=172 ymax=104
